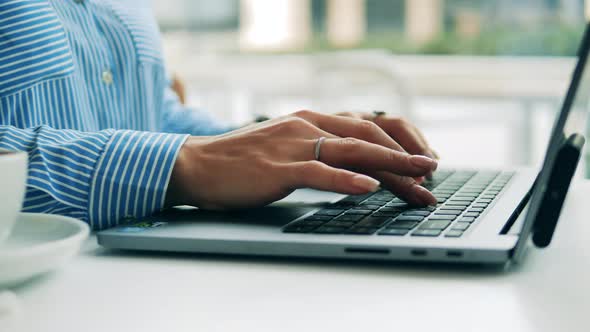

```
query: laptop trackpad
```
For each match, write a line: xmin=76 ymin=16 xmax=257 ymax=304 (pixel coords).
xmin=157 ymin=189 xmax=345 ymax=228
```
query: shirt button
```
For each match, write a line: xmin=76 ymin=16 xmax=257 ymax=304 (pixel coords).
xmin=101 ymin=70 xmax=113 ymax=85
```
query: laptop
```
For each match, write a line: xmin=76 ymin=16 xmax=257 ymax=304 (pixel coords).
xmin=97 ymin=24 xmax=590 ymax=265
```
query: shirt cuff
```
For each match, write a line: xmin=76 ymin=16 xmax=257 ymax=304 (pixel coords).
xmin=88 ymin=130 xmax=188 ymax=230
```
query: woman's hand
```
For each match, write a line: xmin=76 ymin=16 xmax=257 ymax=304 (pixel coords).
xmin=165 ymin=110 xmax=438 ymax=210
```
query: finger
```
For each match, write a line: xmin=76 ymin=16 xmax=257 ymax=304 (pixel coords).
xmin=335 ymin=111 xmax=363 ymax=119
xmin=414 ymin=176 xmax=425 ymax=184
xmin=375 ymin=116 xmax=430 ymax=157
xmin=289 ymin=161 xmax=380 ymax=195
xmin=294 ymin=110 xmax=406 ymax=152
xmin=318 ymin=137 xmax=438 ymax=177
xmin=373 ymin=171 xmax=437 ymax=206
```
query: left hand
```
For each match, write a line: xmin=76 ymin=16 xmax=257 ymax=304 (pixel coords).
xmin=336 ymin=111 xmax=438 ymax=178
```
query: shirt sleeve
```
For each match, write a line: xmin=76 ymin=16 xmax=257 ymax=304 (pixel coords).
xmin=0 ymin=125 xmax=187 ymax=230
xmin=160 ymin=85 xmax=236 ymax=136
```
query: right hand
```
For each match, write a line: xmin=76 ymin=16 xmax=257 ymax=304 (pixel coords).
xmin=165 ymin=110 xmax=438 ymax=210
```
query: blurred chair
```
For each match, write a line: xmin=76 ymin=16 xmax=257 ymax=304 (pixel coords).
xmin=245 ymin=50 xmax=416 ymax=122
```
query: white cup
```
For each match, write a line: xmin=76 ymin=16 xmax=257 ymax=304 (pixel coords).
xmin=0 ymin=150 xmax=27 ymax=244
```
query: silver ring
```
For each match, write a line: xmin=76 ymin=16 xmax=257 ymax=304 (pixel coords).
xmin=314 ymin=137 xmax=326 ymax=161
xmin=372 ymin=110 xmax=387 ymax=122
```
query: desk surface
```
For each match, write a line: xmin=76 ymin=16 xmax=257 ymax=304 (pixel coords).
xmin=10 ymin=182 xmax=590 ymax=332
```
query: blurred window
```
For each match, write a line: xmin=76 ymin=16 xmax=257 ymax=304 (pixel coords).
xmin=154 ymin=0 xmax=586 ymax=55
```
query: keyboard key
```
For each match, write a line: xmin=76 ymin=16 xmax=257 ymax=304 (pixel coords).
xmin=447 ymin=199 xmax=472 ymax=204
xmin=439 ymin=207 xmax=465 ymax=212
xmin=386 ymin=202 xmax=409 ymax=208
xmin=379 ymin=207 xmax=404 ymax=212
xmin=429 ymin=215 xmax=456 ymax=220
xmin=451 ymin=222 xmax=471 ymax=231
xmin=407 ymin=206 xmax=436 ymax=212
xmin=412 ymin=229 xmax=442 ymax=237
xmin=458 ymin=217 xmax=476 ymax=223
xmin=334 ymin=214 xmax=365 ymax=222
xmin=478 ymin=198 xmax=493 ymax=203
xmin=365 ymin=198 xmax=390 ymax=204
xmin=445 ymin=230 xmax=463 ymax=237
xmin=434 ymin=211 xmax=461 ymax=216
xmin=434 ymin=194 xmax=451 ymax=199
xmin=355 ymin=204 xmax=381 ymax=210
xmin=402 ymin=210 xmax=431 ymax=216
xmin=339 ymin=193 xmax=374 ymax=204
xmin=468 ymin=208 xmax=484 ymax=212
xmin=434 ymin=189 xmax=456 ymax=194
xmin=396 ymin=216 xmax=425 ymax=222
xmin=472 ymin=203 xmax=488 ymax=208
xmin=314 ymin=226 xmax=348 ymax=234
xmin=372 ymin=211 xmax=401 ymax=217
xmin=378 ymin=228 xmax=409 ymax=236
xmin=328 ymin=221 xmax=356 ymax=228
xmin=346 ymin=227 xmax=379 ymax=235
xmin=357 ymin=217 xmax=391 ymax=228
xmin=458 ymin=190 xmax=482 ymax=195
xmin=305 ymin=215 xmax=333 ymax=221
xmin=446 ymin=202 xmax=469 ymax=207
xmin=372 ymin=192 xmax=394 ymax=199
xmin=419 ymin=220 xmax=452 ymax=230
xmin=299 ymin=219 xmax=326 ymax=227
xmin=454 ymin=195 xmax=477 ymax=199
xmin=315 ymin=209 xmax=345 ymax=216
xmin=345 ymin=209 xmax=373 ymax=215
xmin=388 ymin=221 xmax=419 ymax=229
xmin=464 ymin=212 xmax=480 ymax=217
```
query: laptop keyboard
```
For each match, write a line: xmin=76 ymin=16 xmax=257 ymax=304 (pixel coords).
xmin=282 ymin=170 xmax=513 ymax=238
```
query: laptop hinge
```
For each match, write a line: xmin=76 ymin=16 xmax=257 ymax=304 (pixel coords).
xmin=499 ymin=182 xmax=534 ymax=235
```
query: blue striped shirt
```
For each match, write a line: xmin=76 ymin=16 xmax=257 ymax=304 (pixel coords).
xmin=0 ymin=0 xmax=231 ymax=230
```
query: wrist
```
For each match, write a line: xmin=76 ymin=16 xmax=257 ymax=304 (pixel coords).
xmin=165 ymin=136 xmax=209 ymax=207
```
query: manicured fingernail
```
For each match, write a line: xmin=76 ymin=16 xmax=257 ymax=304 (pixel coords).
xmin=352 ymin=175 xmax=380 ymax=192
xmin=413 ymin=185 xmax=437 ymax=205
xmin=409 ymin=155 xmax=437 ymax=170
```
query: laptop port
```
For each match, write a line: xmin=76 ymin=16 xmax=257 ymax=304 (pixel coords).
xmin=410 ymin=249 xmax=427 ymax=256
xmin=345 ymin=247 xmax=390 ymax=255
xmin=446 ymin=250 xmax=463 ymax=258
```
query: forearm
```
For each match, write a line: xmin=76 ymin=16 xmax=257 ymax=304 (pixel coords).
xmin=0 ymin=125 xmax=187 ymax=230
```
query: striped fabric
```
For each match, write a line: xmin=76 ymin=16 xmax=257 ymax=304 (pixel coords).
xmin=0 ymin=0 xmax=231 ymax=230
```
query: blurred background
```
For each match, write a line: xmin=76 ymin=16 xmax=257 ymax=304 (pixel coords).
xmin=154 ymin=0 xmax=589 ymax=173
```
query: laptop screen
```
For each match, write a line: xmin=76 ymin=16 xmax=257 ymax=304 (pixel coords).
xmin=513 ymin=23 xmax=590 ymax=260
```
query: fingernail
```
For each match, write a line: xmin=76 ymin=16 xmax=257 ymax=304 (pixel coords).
xmin=409 ymin=155 xmax=437 ymax=170
xmin=413 ymin=185 xmax=437 ymax=205
xmin=352 ymin=175 xmax=380 ymax=192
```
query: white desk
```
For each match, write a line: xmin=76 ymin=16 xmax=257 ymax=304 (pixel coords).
xmin=10 ymin=182 xmax=590 ymax=332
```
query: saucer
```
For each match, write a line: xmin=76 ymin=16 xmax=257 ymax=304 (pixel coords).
xmin=0 ymin=213 xmax=89 ymax=287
